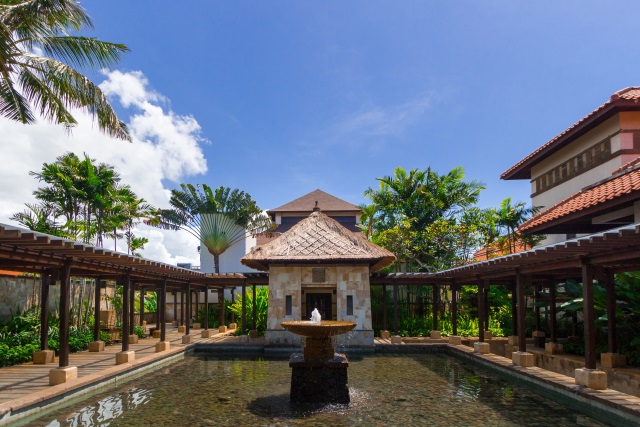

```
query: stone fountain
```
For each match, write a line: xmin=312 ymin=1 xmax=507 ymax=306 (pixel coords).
xmin=281 ymin=309 xmax=356 ymax=404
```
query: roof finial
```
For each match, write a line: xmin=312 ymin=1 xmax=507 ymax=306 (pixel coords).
xmin=313 ymin=201 xmax=320 ymax=212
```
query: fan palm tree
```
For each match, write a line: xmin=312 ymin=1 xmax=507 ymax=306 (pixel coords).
xmin=153 ymin=184 xmax=272 ymax=272
xmin=0 ymin=0 xmax=130 ymax=140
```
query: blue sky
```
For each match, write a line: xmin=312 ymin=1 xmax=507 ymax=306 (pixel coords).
xmin=77 ymin=1 xmax=640 ymax=211
xmin=5 ymin=1 xmax=640 ymax=265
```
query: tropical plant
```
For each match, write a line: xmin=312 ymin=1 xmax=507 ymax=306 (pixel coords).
xmin=0 ymin=0 xmax=130 ymax=139
xmin=229 ymin=286 xmax=268 ymax=335
xmin=153 ymin=184 xmax=272 ymax=272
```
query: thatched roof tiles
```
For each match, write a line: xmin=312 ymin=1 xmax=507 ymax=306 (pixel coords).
xmin=241 ymin=211 xmax=395 ymax=272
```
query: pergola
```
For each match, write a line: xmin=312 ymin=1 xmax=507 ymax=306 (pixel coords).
xmin=3 ymin=220 xmax=640 ymax=390
xmin=370 ymin=222 xmax=640 ymax=388
xmin=0 ymin=223 xmax=266 ymax=384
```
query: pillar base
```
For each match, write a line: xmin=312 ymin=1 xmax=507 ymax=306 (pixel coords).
xmin=115 ymin=351 xmax=135 ymax=365
xmin=88 ymin=341 xmax=105 ymax=352
xmin=545 ymin=342 xmax=564 ymax=355
xmin=201 ymin=329 xmax=215 ymax=338
xmin=430 ymin=330 xmax=441 ymax=339
xmin=152 ymin=330 xmax=161 ymax=338
xmin=33 ymin=350 xmax=55 ymax=364
xmin=218 ymin=325 xmax=227 ymax=333
xmin=532 ymin=330 xmax=546 ymax=348
xmin=390 ymin=335 xmax=403 ymax=344
xmin=575 ymin=368 xmax=608 ymax=390
xmin=177 ymin=325 xmax=186 ymax=333
xmin=192 ymin=323 xmax=201 ymax=329
xmin=182 ymin=335 xmax=194 ymax=344
xmin=380 ymin=330 xmax=391 ymax=339
xmin=49 ymin=366 xmax=77 ymax=385
xmin=512 ymin=351 xmax=534 ymax=367
xmin=483 ymin=331 xmax=493 ymax=340
xmin=127 ymin=335 xmax=138 ymax=344
xmin=249 ymin=329 xmax=260 ymax=339
xmin=448 ymin=335 xmax=462 ymax=345
xmin=474 ymin=342 xmax=490 ymax=354
xmin=601 ymin=353 xmax=626 ymax=368
xmin=229 ymin=323 xmax=237 ymax=330
xmin=155 ymin=341 xmax=170 ymax=352
xmin=507 ymin=335 xmax=519 ymax=346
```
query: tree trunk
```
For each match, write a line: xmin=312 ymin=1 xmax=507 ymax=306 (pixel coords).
xmin=214 ymin=253 xmax=220 ymax=273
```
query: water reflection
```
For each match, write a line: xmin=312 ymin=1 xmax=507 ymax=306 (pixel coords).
xmin=44 ymin=387 xmax=153 ymax=427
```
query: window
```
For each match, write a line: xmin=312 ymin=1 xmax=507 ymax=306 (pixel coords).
xmin=347 ymin=295 xmax=354 ymax=316
xmin=286 ymin=295 xmax=292 ymax=316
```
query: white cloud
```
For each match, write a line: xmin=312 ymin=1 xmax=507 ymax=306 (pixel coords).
xmin=336 ymin=95 xmax=431 ymax=138
xmin=0 ymin=69 xmax=207 ymax=265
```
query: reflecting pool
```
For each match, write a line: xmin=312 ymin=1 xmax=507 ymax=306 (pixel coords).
xmin=23 ymin=353 xmax=611 ymax=426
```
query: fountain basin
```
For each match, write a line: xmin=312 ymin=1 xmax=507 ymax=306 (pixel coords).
xmin=281 ymin=320 xmax=356 ymax=362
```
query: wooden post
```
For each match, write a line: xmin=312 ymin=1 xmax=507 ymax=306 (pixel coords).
xmin=186 ymin=283 xmax=191 ymax=335
xmin=393 ymin=284 xmax=399 ymax=336
xmin=549 ymin=281 xmax=557 ymax=343
xmin=58 ymin=261 xmax=72 ymax=367
xmin=382 ymin=284 xmax=388 ymax=331
xmin=160 ymin=279 xmax=167 ymax=342
xmin=173 ymin=291 xmax=177 ymax=324
xmin=603 ymin=269 xmax=617 ymax=353
xmin=534 ymin=287 xmax=541 ymax=331
xmin=139 ymin=287 xmax=145 ymax=329
xmin=230 ymin=288 xmax=235 ymax=324
xmin=252 ymin=286 xmax=257 ymax=331
xmin=129 ymin=282 xmax=135 ymax=335
xmin=582 ymin=259 xmax=596 ymax=370
xmin=40 ymin=271 xmax=52 ymax=351
xmin=432 ymin=285 xmax=439 ymax=331
xmin=93 ymin=276 xmax=101 ymax=342
xmin=451 ymin=282 xmax=458 ymax=336
xmin=242 ymin=284 xmax=247 ymax=333
xmin=218 ymin=289 xmax=225 ymax=327
xmin=517 ymin=272 xmax=527 ymax=353
xmin=194 ymin=289 xmax=199 ymax=322
xmin=180 ymin=290 xmax=185 ymax=326
xmin=477 ymin=279 xmax=485 ymax=342
xmin=204 ymin=286 xmax=209 ymax=330
xmin=484 ymin=282 xmax=490 ymax=333
xmin=511 ymin=282 xmax=518 ymax=336
xmin=122 ymin=272 xmax=131 ymax=352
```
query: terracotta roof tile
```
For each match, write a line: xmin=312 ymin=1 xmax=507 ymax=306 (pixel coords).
xmin=267 ymin=189 xmax=360 ymax=213
xmin=241 ymin=211 xmax=395 ymax=271
xmin=519 ymin=167 xmax=640 ymax=233
xmin=502 ymin=87 xmax=640 ymax=180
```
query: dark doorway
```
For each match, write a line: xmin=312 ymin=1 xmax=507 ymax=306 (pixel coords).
xmin=306 ymin=293 xmax=332 ymax=320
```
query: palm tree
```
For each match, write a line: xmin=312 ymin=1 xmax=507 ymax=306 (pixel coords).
xmin=358 ymin=203 xmax=378 ymax=239
xmin=0 ymin=0 xmax=130 ymax=140
xmin=153 ymin=184 xmax=272 ymax=272
xmin=495 ymin=197 xmax=542 ymax=253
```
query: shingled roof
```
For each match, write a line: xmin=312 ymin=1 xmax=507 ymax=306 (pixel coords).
xmin=519 ymin=161 xmax=640 ymax=234
xmin=241 ymin=211 xmax=395 ymax=272
xmin=502 ymin=87 xmax=640 ymax=180
xmin=267 ymin=189 xmax=360 ymax=214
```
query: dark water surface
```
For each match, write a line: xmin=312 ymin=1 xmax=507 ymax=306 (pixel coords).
xmin=23 ymin=353 xmax=611 ymax=426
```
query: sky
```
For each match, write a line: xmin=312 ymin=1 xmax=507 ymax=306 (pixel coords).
xmin=2 ymin=1 xmax=640 ymax=265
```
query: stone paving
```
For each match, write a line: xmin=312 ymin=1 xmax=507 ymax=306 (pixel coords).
xmin=0 ymin=325 xmax=236 ymax=405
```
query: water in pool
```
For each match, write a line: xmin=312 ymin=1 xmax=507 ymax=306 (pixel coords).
xmin=23 ymin=353 xmax=612 ymax=426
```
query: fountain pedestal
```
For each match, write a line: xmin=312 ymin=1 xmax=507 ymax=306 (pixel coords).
xmin=289 ymin=353 xmax=350 ymax=404
xmin=281 ymin=318 xmax=356 ymax=405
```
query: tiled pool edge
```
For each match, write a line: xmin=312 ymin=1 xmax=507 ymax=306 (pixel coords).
xmin=446 ymin=344 xmax=640 ymax=426
xmin=0 ymin=344 xmax=195 ymax=426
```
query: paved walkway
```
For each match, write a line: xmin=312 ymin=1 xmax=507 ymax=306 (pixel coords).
xmin=0 ymin=325 xmax=239 ymax=405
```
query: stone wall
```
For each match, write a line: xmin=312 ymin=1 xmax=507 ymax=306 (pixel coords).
xmin=0 ymin=275 xmax=111 ymax=323
xmin=265 ymin=264 xmax=374 ymax=347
